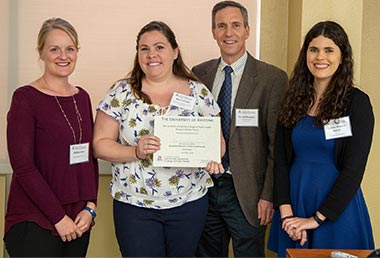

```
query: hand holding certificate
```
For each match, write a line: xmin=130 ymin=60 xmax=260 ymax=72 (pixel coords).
xmin=153 ymin=116 xmax=221 ymax=167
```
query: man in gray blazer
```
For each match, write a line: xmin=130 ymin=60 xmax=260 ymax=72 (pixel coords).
xmin=193 ymin=1 xmax=288 ymax=257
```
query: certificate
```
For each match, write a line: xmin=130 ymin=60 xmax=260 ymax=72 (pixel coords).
xmin=153 ymin=116 xmax=221 ymax=167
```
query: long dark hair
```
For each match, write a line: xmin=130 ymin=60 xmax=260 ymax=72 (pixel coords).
xmin=278 ymin=21 xmax=354 ymax=128
xmin=122 ymin=21 xmax=198 ymax=104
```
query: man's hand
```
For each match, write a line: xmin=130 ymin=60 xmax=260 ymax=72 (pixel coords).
xmin=257 ymin=199 xmax=274 ymax=225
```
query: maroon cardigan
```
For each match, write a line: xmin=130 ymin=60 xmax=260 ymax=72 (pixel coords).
xmin=5 ymin=86 xmax=99 ymax=236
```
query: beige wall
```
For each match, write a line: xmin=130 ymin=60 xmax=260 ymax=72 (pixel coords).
xmin=0 ymin=0 xmax=9 ymax=161
xmin=286 ymin=0 xmax=302 ymax=76
xmin=260 ymin=0 xmax=289 ymax=71
xmin=3 ymin=0 xmax=258 ymax=110
xmin=0 ymin=0 xmax=9 ymax=254
xmin=1 ymin=0 xmax=379 ymax=257
xmin=361 ymin=0 xmax=380 ymax=248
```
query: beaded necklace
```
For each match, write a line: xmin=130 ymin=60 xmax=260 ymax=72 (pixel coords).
xmin=55 ymin=95 xmax=83 ymax=144
xmin=43 ymin=77 xmax=83 ymax=144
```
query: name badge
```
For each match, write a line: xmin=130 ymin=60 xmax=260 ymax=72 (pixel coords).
xmin=235 ymin=109 xmax=259 ymax=127
xmin=70 ymin=142 xmax=89 ymax=165
xmin=324 ymin=116 xmax=352 ymax=140
xmin=170 ymin=92 xmax=195 ymax=110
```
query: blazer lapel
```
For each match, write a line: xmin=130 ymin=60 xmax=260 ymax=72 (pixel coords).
xmin=199 ymin=59 xmax=220 ymax=92
xmin=230 ymin=55 xmax=258 ymax=136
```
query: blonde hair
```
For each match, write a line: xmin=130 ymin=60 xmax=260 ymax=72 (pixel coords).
xmin=37 ymin=17 xmax=79 ymax=54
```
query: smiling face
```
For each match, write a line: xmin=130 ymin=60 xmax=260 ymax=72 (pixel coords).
xmin=212 ymin=6 xmax=250 ymax=65
xmin=40 ymin=29 xmax=78 ymax=78
xmin=138 ymin=30 xmax=178 ymax=81
xmin=307 ymin=35 xmax=342 ymax=86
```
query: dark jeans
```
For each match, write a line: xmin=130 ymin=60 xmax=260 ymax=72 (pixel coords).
xmin=4 ymin=221 xmax=90 ymax=257
xmin=113 ymin=194 xmax=208 ymax=257
xmin=196 ymin=174 xmax=266 ymax=257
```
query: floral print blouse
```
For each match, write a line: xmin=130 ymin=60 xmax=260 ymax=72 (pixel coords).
xmin=98 ymin=79 xmax=220 ymax=209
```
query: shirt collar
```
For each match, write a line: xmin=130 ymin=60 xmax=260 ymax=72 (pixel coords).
xmin=219 ymin=52 xmax=248 ymax=75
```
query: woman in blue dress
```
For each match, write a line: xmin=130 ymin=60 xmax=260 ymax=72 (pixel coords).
xmin=268 ymin=21 xmax=374 ymax=257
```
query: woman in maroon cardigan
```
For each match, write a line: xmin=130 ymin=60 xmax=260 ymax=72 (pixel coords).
xmin=4 ymin=18 xmax=98 ymax=257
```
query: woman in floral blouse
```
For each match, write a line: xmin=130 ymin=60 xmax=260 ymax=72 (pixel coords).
xmin=93 ymin=21 xmax=225 ymax=257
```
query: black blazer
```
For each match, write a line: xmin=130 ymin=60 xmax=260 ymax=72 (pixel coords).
xmin=273 ymin=88 xmax=374 ymax=221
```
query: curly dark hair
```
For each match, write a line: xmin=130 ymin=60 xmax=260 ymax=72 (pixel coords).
xmin=120 ymin=21 xmax=198 ymax=104
xmin=278 ymin=21 xmax=354 ymax=128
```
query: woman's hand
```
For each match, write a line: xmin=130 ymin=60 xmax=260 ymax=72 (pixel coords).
xmin=282 ymin=216 xmax=319 ymax=245
xmin=205 ymin=161 xmax=224 ymax=174
xmin=288 ymin=229 xmax=308 ymax=245
xmin=74 ymin=209 xmax=94 ymax=234
xmin=136 ymin=135 xmax=161 ymax=160
xmin=55 ymin=215 xmax=82 ymax=242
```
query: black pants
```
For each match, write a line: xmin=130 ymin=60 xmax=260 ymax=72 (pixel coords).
xmin=196 ymin=174 xmax=266 ymax=257
xmin=4 ymin=221 xmax=90 ymax=257
xmin=114 ymin=195 xmax=208 ymax=257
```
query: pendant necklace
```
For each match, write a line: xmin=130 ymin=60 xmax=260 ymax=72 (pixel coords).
xmin=43 ymin=77 xmax=83 ymax=144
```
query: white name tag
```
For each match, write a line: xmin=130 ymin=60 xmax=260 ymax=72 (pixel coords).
xmin=324 ymin=116 xmax=352 ymax=140
xmin=235 ymin=109 xmax=259 ymax=127
xmin=170 ymin=92 xmax=195 ymax=110
xmin=70 ymin=142 xmax=89 ymax=165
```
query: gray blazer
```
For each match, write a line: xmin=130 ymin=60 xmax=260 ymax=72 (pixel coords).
xmin=192 ymin=53 xmax=288 ymax=227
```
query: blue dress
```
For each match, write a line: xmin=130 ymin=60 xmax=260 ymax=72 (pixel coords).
xmin=268 ymin=115 xmax=374 ymax=257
